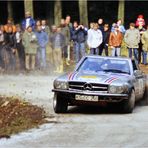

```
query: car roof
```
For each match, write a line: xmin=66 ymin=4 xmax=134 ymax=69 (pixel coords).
xmin=84 ymin=55 xmax=132 ymax=61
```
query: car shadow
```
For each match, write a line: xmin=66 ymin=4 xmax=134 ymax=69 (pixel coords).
xmin=67 ymin=100 xmax=148 ymax=114
xmin=67 ymin=105 xmax=123 ymax=114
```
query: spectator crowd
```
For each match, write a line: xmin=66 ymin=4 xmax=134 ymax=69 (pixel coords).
xmin=0 ymin=12 xmax=148 ymax=74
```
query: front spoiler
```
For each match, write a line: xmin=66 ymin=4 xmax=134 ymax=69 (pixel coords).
xmin=52 ymin=89 xmax=128 ymax=99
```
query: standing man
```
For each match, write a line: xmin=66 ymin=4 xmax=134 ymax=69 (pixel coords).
xmin=14 ymin=24 xmax=25 ymax=70
xmin=87 ymin=23 xmax=102 ymax=55
xmin=65 ymin=15 xmax=72 ymax=28
xmin=41 ymin=20 xmax=50 ymax=35
xmin=71 ymin=21 xmax=87 ymax=63
xmin=22 ymin=11 xmax=36 ymax=31
xmin=124 ymin=23 xmax=140 ymax=64
xmin=141 ymin=25 xmax=148 ymax=65
xmin=35 ymin=25 xmax=49 ymax=70
xmin=50 ymin=26 xmax=65 ymax=73
xmin=4 ymin=27 xmax=16 ymax=71
xmin=117 ymin=19 xmax=126 ymax=34
xmin=60 ymin=19 xmax=71 ymax=65
xmin=109 ymin=25 xmax=123 ymax=57
xmin=99 ymin=24 xmax=110 ymax=56
xmin=4 ymin=18 xmax=16 ymax=33
xmin=137 ymin=22 xmax=145 ymax=63
xmin=22 ymin=26 xmax=38 ymax=70
xmin=98 ymin=18 xmax=104 ymax=32
xmin=65 ymin=15 xmax=72 ymax=63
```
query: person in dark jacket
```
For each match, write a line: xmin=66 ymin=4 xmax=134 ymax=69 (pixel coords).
xmin=98 ymin=18 xmax=104 ymax=32
xmin=71 ymin=21 xmax=87 ymax=63
xmin=4 ymin=27 xmax=16 ymax=71
xmin=99 ymin=24 xmax=110 ymax=56
xmin=137 ymin=23 xmax=146 ymax=63
xmin=14 ymin=24 xmax=25 ymax=70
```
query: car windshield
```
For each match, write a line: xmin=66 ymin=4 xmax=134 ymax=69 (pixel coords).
xmin=78 ymin=57 xmax=130 ymax=74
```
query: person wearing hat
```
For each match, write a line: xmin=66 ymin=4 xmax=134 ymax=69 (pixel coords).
xmin=109 ymin=24 xmax=123 ymax=57
xmin=124 ymin=23 xmax=140 ymax=64
xmin=21 ymin=11 xmax=36 ymax=31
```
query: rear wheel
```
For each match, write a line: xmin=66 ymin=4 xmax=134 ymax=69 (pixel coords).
xmin=120 ymin=89 xmax=135 ymax=113
xmin=53 ymin=93 xmax=68 ymax=113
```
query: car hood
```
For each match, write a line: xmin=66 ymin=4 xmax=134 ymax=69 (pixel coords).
xmin=67 ymin=71 xmax=132 ymax=84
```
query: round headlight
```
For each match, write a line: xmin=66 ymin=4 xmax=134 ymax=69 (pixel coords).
xmin=109 ymin=85 xmax=125 ymax=94
xmin=109 ymin=85 xmax=117 ymax=94
xmin=54 ymin=81 xmax=68 ymax=90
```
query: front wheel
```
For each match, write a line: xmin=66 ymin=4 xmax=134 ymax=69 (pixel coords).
xmin=53 ymin=93 xmax=68 ymax=113
xmin=120 ymin=89 xmax=135 ymax=113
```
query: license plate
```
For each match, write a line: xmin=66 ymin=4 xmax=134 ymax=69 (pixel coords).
xmin=75 ymin=95 xmax=98 ymax=102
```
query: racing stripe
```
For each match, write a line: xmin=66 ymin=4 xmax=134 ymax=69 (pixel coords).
xmin=71 ymin=72 xmax=78 ymax=80
xmin=68 ymin=72 xmax=73 ymax=80
xmin=105 ymin=77 xmax=112 ymax=83
xmin=105 ymin=77 xmax=118 ymax=84
xmin=107 ymin=77 xmax=118 ymax=84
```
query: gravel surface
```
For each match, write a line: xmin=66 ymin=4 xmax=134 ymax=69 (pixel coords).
xmin=0 ymin=74 xmax=148 ymax=147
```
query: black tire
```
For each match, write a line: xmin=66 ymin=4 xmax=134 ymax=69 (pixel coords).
xmin=120 ymin=89 xmax=135 ymax=113
xmin=53 ymin=93 xmax=68 ymax=113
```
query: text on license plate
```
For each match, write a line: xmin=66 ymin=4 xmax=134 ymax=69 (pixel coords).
xmin=75 ymin=95 xmax=98 ymax=102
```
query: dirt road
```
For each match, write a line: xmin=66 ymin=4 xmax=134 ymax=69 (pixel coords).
xmin=0 ymin=74 xmax=148 ymax=147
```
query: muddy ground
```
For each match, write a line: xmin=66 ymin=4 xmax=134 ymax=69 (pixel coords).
xmin=0 ymin=65 xmax=148 ymax=147
xmin=0 ymin=96 xmax=48 ymax=139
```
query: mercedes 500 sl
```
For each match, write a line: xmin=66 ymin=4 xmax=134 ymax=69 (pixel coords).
xmin=52 ymin=56 xmax=147 ymax=113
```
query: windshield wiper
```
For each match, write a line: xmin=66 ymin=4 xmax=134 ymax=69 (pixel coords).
xmin=103 ymin=69 xmax=129 ymax=74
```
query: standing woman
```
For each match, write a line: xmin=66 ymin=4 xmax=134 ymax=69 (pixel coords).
xmin=141 ymin=25 xmax=148 ymax=65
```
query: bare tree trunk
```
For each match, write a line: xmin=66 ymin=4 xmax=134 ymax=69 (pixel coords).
xmin=46 ymin=1 xmax=54 ymax=26
xmin=54 ymin=0 xmax=62 ymax=26
xmin=24 ymin=0 xmax=34 ymax=18
xmin=78 ymin=0 xmax=88 ymax=27
xmin=7 ymin=1 xmax=13 ymax=19
xmin=118 ymin=0 xmax=125 ymax=24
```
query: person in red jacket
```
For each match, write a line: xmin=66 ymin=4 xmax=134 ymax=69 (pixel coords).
xmin=109 ymin=25 xmax=123 ymax=57
xmin=136 ymin=15 xmax=145 ymax=27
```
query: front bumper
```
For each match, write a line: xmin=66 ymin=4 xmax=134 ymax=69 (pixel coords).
xmin=52 ymin=89 xmax=128 ymax=102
